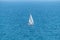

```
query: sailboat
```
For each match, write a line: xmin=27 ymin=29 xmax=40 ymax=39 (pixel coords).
xmin=28 ymin=14 xmax=34 ymax=25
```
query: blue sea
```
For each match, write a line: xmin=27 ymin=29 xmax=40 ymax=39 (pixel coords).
xmin=0 ymin=2 xmax=60 ymax=40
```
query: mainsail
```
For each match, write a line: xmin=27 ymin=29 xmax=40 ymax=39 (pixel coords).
xmin=28 ymin=14 xmax=34 ymax=25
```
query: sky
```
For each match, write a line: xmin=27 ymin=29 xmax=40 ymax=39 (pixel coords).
xmin=0 ymin=0 xmax=60 ymax=2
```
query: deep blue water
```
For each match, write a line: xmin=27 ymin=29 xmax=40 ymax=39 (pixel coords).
xmin=0 ymin=2 xmax=60 ymax=40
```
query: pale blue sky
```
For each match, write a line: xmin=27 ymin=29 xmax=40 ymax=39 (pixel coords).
xmin=0 ymin=0 xmax=60 ymax=2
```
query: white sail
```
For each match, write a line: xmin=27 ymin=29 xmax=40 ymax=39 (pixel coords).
xmin=28 ymin=14 xmax=34 ymax=25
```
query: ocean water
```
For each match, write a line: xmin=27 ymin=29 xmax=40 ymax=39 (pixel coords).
xmin=0 ymin=2 xmax=60 ymax=40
